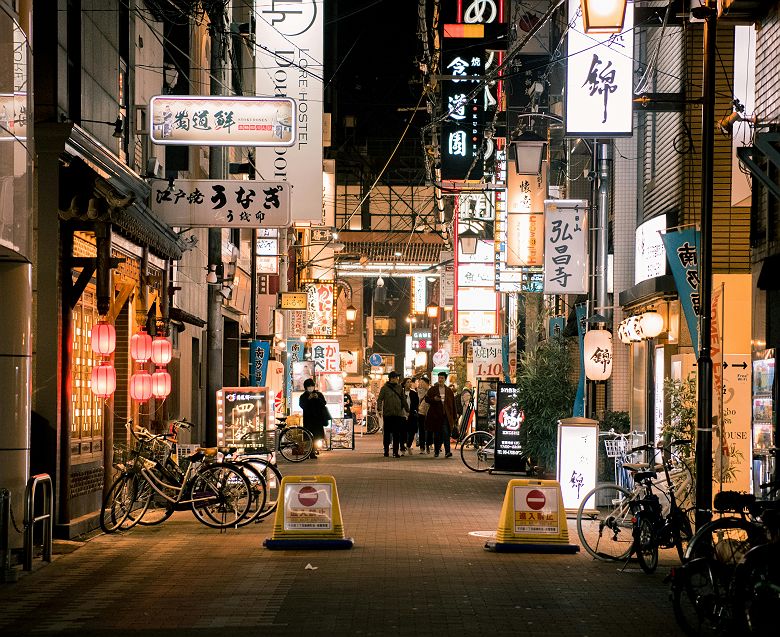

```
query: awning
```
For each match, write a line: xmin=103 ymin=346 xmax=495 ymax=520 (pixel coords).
xmin=170 ymin=306 xmax=206 ymax=329
xmin=618 ymin=275 xmax=678 ymax=309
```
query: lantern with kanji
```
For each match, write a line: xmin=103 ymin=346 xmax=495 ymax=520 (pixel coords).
xmin=151 ymin=336 xmax=172 ymax=366
xmin=91 ymin=320 xmax=116 ymax=356
xmin=129 ymin=370 xmax=153 ymax=403
xmin=130 ymin=329 xmax=153 ymax=362
xmin=151 ymin=369 xmax=172 ymax=399
xmin=90 ymin=362 xmax=116 ymax=398
xmin=584 ymin=329 xmax=613 ymax=381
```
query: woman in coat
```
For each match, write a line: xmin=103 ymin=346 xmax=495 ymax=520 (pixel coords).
xmin=401 ymin=377 xmax=418 ymax=455
xmin=423 ymin=371 xmax=457 ymax=458
xmin=298 ymin=378 xmax=330 ymax=458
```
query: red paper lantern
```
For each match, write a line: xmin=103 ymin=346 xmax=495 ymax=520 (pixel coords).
xmin=129 ymin=370 xmax=153 ymax=402
xmin=90 ymin=362 xmax=116 ymax=398
xmin=151 ymin=369 xmax=172 ymax=399
xmin=130 ymin=329 xmax=153 ymax=362
xmin=151 ymin=336 xmax=173 ymax=366
xmin=91 ymin=321 xmax=116 ymax=356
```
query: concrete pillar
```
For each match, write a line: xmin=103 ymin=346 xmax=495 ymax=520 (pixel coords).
xmin=0 ymin=259 xmax=32 ymax=550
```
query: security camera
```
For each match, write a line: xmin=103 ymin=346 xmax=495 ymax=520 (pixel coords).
xmin=585 ymin=169 xmax=597 ymax=181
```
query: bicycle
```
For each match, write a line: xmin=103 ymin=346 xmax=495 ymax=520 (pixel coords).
xmin=458 ymin=426 xmax=537 ymax=474
xmin=576 ymin=438 xmax=694 ymax=562
xmin=671 ymin=492 xmax=776 ymax=635
xmin=365 ymin=412 xmax=381 ymax=435
xmin=629 ymin=440 xmax=695 ymax=573
xmin=274 ymin=416 xmax=315 ymax=461
xmin=101 ymin=423 xmax=256 ymax=532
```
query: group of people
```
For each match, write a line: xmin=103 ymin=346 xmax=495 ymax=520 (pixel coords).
xmin=376 ymin=371 xmax=472 ymax=459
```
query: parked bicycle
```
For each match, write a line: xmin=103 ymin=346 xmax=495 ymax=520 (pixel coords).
xmin=458 ymin=425 xmax=537 ymax=474
xmin=274 ymin=415 xmax=316 ymax=461
xmin=364 ymin=412 xmax=381 ymax=435
xmin=101 ymin=422 xmax=256 ymax=532
xmin=671 ymin=491 xmax=779 ymax=635
xmin=576 ymin=438 xmax=694 ymax=562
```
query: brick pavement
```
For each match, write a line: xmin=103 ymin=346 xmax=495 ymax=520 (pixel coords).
xmin=0 ymin=435 xmax=686 ymax=636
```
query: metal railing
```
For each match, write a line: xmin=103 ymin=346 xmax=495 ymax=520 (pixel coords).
xmin=23 ymin=474 xmax=53 ymax=571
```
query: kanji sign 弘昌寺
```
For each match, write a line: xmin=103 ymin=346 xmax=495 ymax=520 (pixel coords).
xmin=543 ymin=200 xmax=588 ymax=295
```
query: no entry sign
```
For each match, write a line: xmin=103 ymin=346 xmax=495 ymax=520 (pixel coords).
xmin=526 ymin=489 xmax=546 ymax=511
xmin=512 ymin=485 xmax=559 ymax=535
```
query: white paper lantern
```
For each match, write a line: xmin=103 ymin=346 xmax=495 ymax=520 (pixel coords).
xmin=584 ymin=329 xmax=613 ymax=381
xmin=640 ymin=311 xmax=664 ymax=339
xmin=625 ymin=315 xmax=644 ymax=342
xmin=617 ymin=322 xmax=631 ymax=344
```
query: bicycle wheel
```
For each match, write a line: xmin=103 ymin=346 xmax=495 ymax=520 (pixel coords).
xmin=459 ymin=431 xmax=494 ymax=472
xmin=684 ymin=517 xmax=765 ymax=566
xmin=366 ymin=414 xmax=381 ymax=435
xmin=241 ymin=458 xmax=282 ymax=521
xmin=133 ymin=468 xmax=176 ymax=526
xmin=278 ymin=427 xmax=313 ymax=462
xmin=189 ymin=463 xmax=252 ymax=529
xmin=734 ymin=543 xmax=780 ymax=634
xmin=576 ymin=483 xmax=636 ymax=561
xmin=234 ymin=461 xmax=268 ymax=528
xmin=634 ymin=515 xmax=659 ymax=574
xmin=672 ymin=557 xmax=721 ymax=636
xmin=100 ymin=473 xmax=140 ymax=533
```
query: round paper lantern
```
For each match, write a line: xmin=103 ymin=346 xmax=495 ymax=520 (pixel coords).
xmin=640 ymin=311 xmax=664 ymax=339
xmin=584 ymin=329 xmax=613 ymax=381
xmin=129 ymin=370 xmax=153 ymax=402
xmin=151 ymin=369 xmax=172 ymax=399
xmin=617 ymin=322 xmax=631 ymax=345
xmin=625 ymin=315 xmax=644 ymax=342
xmin=90 ymin=362 xmax=116 ymax=397
xmin=151 ymin=336 xmax=173 ymax=366
xmin=130 ymin=329 xmax=153 ymax=362
xmin=91 ymin=321 xmax=116 ymax=356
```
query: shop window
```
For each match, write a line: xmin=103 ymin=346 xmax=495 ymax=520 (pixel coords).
xmin=71 ymin=288 xmax=104 ymax=457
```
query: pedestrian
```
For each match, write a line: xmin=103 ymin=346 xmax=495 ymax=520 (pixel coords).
xmin=422 ymin=371 xmax=457 ymax=458
xmin=377 ymin=371 xmax=407 ymax=458
xmin=416 ymin=375 xmax=431 ymax=453
xmin=298 ymin=378 xmax=330 ymax=459
xmin=401 ymin=377 xmax=418 ymax=455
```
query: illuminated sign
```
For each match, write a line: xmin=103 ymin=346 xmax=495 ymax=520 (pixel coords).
xmin=635 ymin=214 xmax=667 ymax=284
xmin=278 ymin=292 xmax=308 ymax=310
xmin=556 ymin=419 xmax=599 ymax=510
xmin=216 ymin=386 xmax=271 ymax=448
xmin=151 ymin=178 xmax=290 ymax=227
xmin=543 ymin=199 xmax=589 ymax=295
xmin=411 ymin=275 xmax=428 ymax=314
xmin=304 ymin=281 xmax=334 ymax=337
xmin=149 ymin=95 xmax=295 ymax=146
xmin=412 ymin=329 xmax=433 ymax=352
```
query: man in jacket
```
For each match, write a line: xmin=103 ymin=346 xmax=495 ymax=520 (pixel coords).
xmin=377 ymin=371 xmax=407 ymax=457
xmin=423 ymin=371 xmax=457 ymax=457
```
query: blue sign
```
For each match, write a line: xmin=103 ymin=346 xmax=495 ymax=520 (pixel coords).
xmin=549 ymin=317 xmax=566 ymax=339
xmin=249 ymin=340 xmax=271 ymax=386
xmin=285 ymin=339 xmax=304 ymax=410
xmin=662 ymin=228 xmax=701 ymax=357
xmin=369 ymin=353 xmax=382 ymax=367
xmin=573 ymin=304 xmax=587 ymax=418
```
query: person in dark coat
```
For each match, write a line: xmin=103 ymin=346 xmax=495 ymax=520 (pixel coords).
xmin=401 ymin=377 xmax=419 ymax=455
xmin=298 ymin=378 xmax=330 ymax=459
xmin=423 ymin=371 xmax=457 ymax=458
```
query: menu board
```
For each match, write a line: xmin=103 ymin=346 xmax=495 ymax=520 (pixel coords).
xmin=752 ymin=352 xmax=775 ymax=451
xmin=493 ymin=383 xmax=527 ymax=472
xmin=216 ymin=387 xmax=271 ymax=449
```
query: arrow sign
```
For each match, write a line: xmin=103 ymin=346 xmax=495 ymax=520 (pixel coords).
xmin=735 ymin=361 xmax=748 ymax=370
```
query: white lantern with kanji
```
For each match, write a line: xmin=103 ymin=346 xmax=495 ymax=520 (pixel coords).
xmin=129 ymin=370 xmax=153 ymax=402
xmin=151 ymin=336 xmax=173 ymax=366
xmin=584 ymin=329 xmax=613 ymax=381
xmin=130 ymin=329 xmax=153 ymax=362
xmin=90 ymin=362 xmax=116 ymax=398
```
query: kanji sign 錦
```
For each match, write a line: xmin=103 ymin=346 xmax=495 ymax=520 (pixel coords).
xmin=151 ymin=179 xmax=290 ymax=227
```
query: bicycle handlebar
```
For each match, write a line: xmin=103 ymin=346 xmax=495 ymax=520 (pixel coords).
xmin=629 ymin=439 xmax=692 ymax=454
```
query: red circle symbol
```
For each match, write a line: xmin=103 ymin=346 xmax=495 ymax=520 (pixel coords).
xmin=526 ymin=489 xmax=546 ymax=511
xmin=297 ymin=485 xmax=319 ymax=507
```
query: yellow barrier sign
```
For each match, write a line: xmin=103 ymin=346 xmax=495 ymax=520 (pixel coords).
xmin=485 ymin=479 xmax=579 ymax=553
xmin=264 ymin=475 xmax=354 ymax=550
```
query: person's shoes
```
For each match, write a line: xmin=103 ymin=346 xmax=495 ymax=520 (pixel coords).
xmin=445 ymin=452 xmax=453 ymax=458
xmin=434 ymin=452 xmax=440 ymax=457
xmin=426 ymin=448 xmax=431 ymax=454
xmin=419 ymin=449 xmax=426 ymax=455
xmin=308 ymin=452 xmax=318 ymax=460
xmin=393 ymin=453 xmax=401 ymax=458
xmin=383 ymin=451 xmax=389 ymax=457
xmin=399 ymin=449 xmax=405 ymax=456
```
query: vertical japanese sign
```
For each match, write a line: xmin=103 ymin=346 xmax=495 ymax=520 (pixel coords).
xmin=472 ymin=338 xmax=503 ymax=377
xmin=304 ymin=281 xmax=334 ymax=337
xmin=661 ymin=228 xmax=701 ymax=356
xmin=285 ymin=338 xmax=304 ymax=409
xmin=254 ymin=0 xmax=323 ymax=222
xmin=440 ymin=40 xmax=484 ymax=181
xmin=565 ymin=0 xmax=634 ymax=137
xmin=411 ymin=275 xmax=427 ymax=314
xmin=151 ymin=179 xmax=290 ymax=227
xmin=557 ymin=420 xmax=599 ymax=509
xmin=249 ymin=340 xmax=271 ymax=387
xmin=635 ymin=214 xmax=667 ymax=284
xmin=287 ymin=309 xmax=307 ymax=338
xmin=494 ymin=383 xmax=526 ymax=472
xmin=573 ymin=304 xmax=587 ymax=418
xmin=312 ymin=339 xmax=340 ymax=373
xmin=505 ymin=166 xmax=546 ymax=267
xmin=543 ymin=199 xmax=588 ymax=294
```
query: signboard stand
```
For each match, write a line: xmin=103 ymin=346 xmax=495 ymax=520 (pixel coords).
xmin=264 ymin=475 xmax=354 ymax=550
xmin=491 ymin=382 xmax=531 ymax=474
xmin=485 ymin=479 xmax=579 ymax=553
xmin=556 ymin=418 xmax=599 ymax=513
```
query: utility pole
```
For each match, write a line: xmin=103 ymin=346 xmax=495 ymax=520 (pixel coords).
xmin=694 ymin=1 xmax=717 ymax=529
xmin=205 ymin=4 xmax=225 ymax=447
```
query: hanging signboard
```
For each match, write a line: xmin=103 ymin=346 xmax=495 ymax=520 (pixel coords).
xmin=505 ymin=166 xmax=546 ymax=267
xmin=304 ymin=281 xmax=334 ymax=337
xmin=256 ymin=235 xmax=279 ymax=274
xmin=254 ymin=0 xmax=323 ymax=222
xmin=151 ymin=179 xmax=290 ymax=227
xmin=543 ymin=199 xmax=589 ymax=295
xmin=494 ymin=383 xmax=527 ymax=472
xmin=149 ymin=95 xmax=295 ymax=146
xmin=278 ymin=292 xmax=308 ymax=310
xmin=564 ymin=0 xmax=635 ymax=137
xmin=287 ymin=309 xmax=307 ymax=338
xmin=312 ymin=339 xmax=340 ymax=373
xmin=411 ymin=275 xmax=427 ymax=314
xmin=635 ymin=214 xmax=667 ymax=284
xmin=661 ymin=228 xmax=701 ymax=356
xmin=473 ymin=338 xmax=503 ymax=378
xmin=249 ymin=340 xmax=271 ymax=386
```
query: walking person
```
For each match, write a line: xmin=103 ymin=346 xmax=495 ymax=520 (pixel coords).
xmin=377 ymin=371 xmax=407 ymax=458
xmin=298 ymin=378 xmax=330 ymax=459
xmin=422 ymin=371 xmax=457 ymax=458
xmin=416 ymin=375 xmax=431 ymax=453
xmin=401 ymin=377 xmax=418 ymax=455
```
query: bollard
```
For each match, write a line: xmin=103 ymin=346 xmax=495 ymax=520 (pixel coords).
xmin=1 ymin=489 xmax=18 ymax=582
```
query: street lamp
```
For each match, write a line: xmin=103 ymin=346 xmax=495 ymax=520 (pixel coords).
xmin=458 ymin=227 xmax=480 ymax=256
xmin=426 ymin=303 xmax=440 ymax=319
xmin=581 ymin=0 xmax=628 ymax=34
xmin=345 ymin=304 xmax=357 ymax=322
xmin=511 ymin=130 xmax=548 ymax=175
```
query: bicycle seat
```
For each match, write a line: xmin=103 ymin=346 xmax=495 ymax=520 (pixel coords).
xmin=713 ymin=490 xmax=755 ymax=513
xmin=623 ymin=462 xmax=664 ymax=472
xmin=634 ymin=470 xmax=657 ymax=482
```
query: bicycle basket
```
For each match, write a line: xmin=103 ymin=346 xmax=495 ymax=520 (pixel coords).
xmin=604 ymin=438 xmax=628 ymax=458
xmin=112 ymin=443 xmax=131 ymax=468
